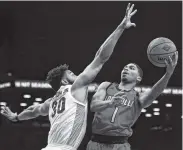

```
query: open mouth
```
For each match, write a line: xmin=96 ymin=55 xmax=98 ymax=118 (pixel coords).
xmin=123 ymin=72 xmax=129 ymax=75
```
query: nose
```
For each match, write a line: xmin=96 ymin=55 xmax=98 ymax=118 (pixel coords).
xmin=124 ymin=68 xmax=128 ymax=72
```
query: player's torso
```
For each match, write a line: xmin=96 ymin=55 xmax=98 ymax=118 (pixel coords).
xmin=92 ymin=83 xmax=142 ymax=137
xmin=48 ymin=85 xmax=88 ymax=149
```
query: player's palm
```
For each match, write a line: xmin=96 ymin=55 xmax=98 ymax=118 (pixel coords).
xmin=121 ymin=3 xmax=137 ymax=29
xmin=1 ymin=106 xmax=17 ymax=122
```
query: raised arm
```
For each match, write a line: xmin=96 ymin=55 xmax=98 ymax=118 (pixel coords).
xmin=1 ymin=98 xmax=51 ymax=122
xmin=72 ymin=3 xmax=137 ymax=90
xmin=90 ymin=82 xmax=112 ymax=112
xmin=139 ymin=52 xmax=178 ymax=108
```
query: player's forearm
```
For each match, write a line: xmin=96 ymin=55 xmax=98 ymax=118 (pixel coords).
xmin=95 ymin=25 xmax=125 ymax=62
xmin=148 ymin=72 xmax=172 ymax=100
xmin=90 ymin=100 xmax=111 ymax=112
xmin=17 ymin=110 xmax=39 ymax=121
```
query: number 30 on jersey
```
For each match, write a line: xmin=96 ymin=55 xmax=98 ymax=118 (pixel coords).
xmin=51 ymin=97 xmax=66 ymax=118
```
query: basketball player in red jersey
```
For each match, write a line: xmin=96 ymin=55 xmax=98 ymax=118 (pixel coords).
xmin=87 ymin=4 xmax=178 ymax=150
xmin=1 ymin=3 xmax=137 ymax=150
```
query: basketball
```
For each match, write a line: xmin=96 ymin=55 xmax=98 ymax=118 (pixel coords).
xmin=147 ymin=37 xmax=177 ymax=67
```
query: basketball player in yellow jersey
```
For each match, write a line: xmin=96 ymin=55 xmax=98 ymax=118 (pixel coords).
xmin=87 ymin=7 xmax=178 ymax=150
xmin=1 ymin=3 xmax=138 ymax=150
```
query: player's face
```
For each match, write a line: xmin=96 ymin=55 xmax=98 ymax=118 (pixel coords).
xmin=121 ymin=64 xmax=139 ymax=83
xmin=65 ymin=70 xmax=77 ymax=83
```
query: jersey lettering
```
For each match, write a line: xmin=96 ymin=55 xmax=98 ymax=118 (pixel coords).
xmin=114 ymin=94 xmax=134 ymax=107
xmin=105 ymin=96 xmax=112 ymax=101
xmin=52 ymin=101 xmax=57 ymax=118
xmin=57 ymin=97 xmax=66 ymax=114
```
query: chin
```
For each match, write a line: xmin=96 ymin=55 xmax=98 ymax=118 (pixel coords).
xmin=121 ymin=78 xmax=128 ymax=83
xmin=71 ymin=79 xmax=76 ymax=84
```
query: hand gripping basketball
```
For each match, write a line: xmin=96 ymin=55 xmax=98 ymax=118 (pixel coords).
xmin=147 ymin=37 xmax=177 ymax=67
xmin=165 ymin=51 xmax=178 ymax=75
xmin=120 ymin=3 xmax=137 ymax=29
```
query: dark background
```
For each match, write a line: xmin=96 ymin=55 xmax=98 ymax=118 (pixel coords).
xmin=0 ymin=1 xmax=182 ymax=150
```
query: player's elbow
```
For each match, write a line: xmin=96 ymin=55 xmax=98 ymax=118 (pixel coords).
xmin=97 ymin=54 xmax=109 ymax=64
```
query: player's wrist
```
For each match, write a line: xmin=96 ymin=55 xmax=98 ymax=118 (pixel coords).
xmin=106 ymin=100 xmax=113 ymax=106
xmin=117 ymin=22 xmax=126 ymax=30
xmin=165 ymin=71 xmax=173 ymax=77
xmin=14 ymin=114 xmax=20 ymax=122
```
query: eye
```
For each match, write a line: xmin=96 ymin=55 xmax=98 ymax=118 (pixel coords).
xmin=130 ymin=66 xmax=135 ymax=70
xmin=70 ymin=72 xmax=74 ymax=75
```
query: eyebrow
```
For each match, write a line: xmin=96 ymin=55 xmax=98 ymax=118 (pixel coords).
xmin=129 ymin=65 xmax=136 ymax=69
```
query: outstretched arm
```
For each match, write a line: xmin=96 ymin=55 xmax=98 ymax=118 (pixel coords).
xmin=139 ymin=52 xmax=178 ymax=108
xmin=1 ymin=98 xmax=51 ymax=122
xmin=72 ymin=3 xmax=137 ymax=90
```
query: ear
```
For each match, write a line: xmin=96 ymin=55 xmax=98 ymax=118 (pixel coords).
xmin=61 ymin=79 xmax=69 ymax=85
xmin=137 ymin=76 xmax=142 ymax=82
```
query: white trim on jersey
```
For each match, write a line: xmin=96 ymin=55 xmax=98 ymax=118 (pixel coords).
xmin=42 ymin=144 xmax=76 ymax=150
xmin=67 ymin=85 xmax=87 ymax=107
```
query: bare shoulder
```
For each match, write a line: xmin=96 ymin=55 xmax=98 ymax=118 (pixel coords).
xmin=43 ymin=98 xmax=52 ymax=107
xmin=45 ymin=98 xmax=52 ymax=103
xmin=97 ymin=81 xmax=111 ymax=90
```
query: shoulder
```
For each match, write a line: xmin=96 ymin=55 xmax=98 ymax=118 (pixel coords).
xmin=43 ymin=98 xmax=52 ymax=107
xmin=133 ymin=89 xmax=140 ymax=96
xmin=98 ymin=81 xmax=111 ymax=89
xmin=46 ymin=97 xmax=52 ymax=102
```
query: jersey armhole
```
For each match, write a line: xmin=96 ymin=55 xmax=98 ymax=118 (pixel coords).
xmin=103 ymin=82 xmax=113 ymax=100
xmin=68 ymin=85 xmax=88 ymax=107
xmin=106 ymin=82 xmax=113 ymax=91
xmin=135 ymin=91 xmax=143 ymax=109
xmin=72 ymin=99 xmax=86 ymax=107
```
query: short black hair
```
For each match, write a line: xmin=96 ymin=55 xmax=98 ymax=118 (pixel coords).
xmin=46 ymin=64 xmax=69 ymax=90
xmin=132 ymin=63 xmax=143 ymax=81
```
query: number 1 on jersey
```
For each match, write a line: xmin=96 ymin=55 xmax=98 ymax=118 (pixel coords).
xmin=111 ymin=107 xmax=119 ymax=123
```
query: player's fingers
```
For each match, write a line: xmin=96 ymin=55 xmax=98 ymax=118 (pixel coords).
xmin=131 ymin=23 xmax=136 ymax=27
xmin=3 ymin=107 xmax=12 ymax=114
xmin=1 ymin=111 xmax=9 ymax=117
xmin=164 ymin=59 xmax=168 ymax=67
xmin=2 ymin=109 xmax=8 ymax=115
xmin=174 ymin=51 xmax=178 ymax=65
xmin=169 ymin=56 xmax=173 ymax=66
xmin=1 ymin=106 xmax=7 ymax=112
xmin=0 ymin=109 xmax=4 ymax=114
xmin=6 ymin=107 xmax=11 ymax=112
xmin=130 ymin=9 xmax=137 ymax=17
xmin=129 ymin=4 xmax=135 ymax=14
xmin=171 ymin=53 xmax=176 ymax=66
xmin=125 ymin=3 xmax=131 ymax=16
xmin=3 ymin=106 xmax=9 ymax=111
xmin=1 ymin=106 xmax=5 ymax=110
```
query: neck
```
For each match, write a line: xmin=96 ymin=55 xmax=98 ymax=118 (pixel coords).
xmin=118 ymin=81 xmax=136 ymax=91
